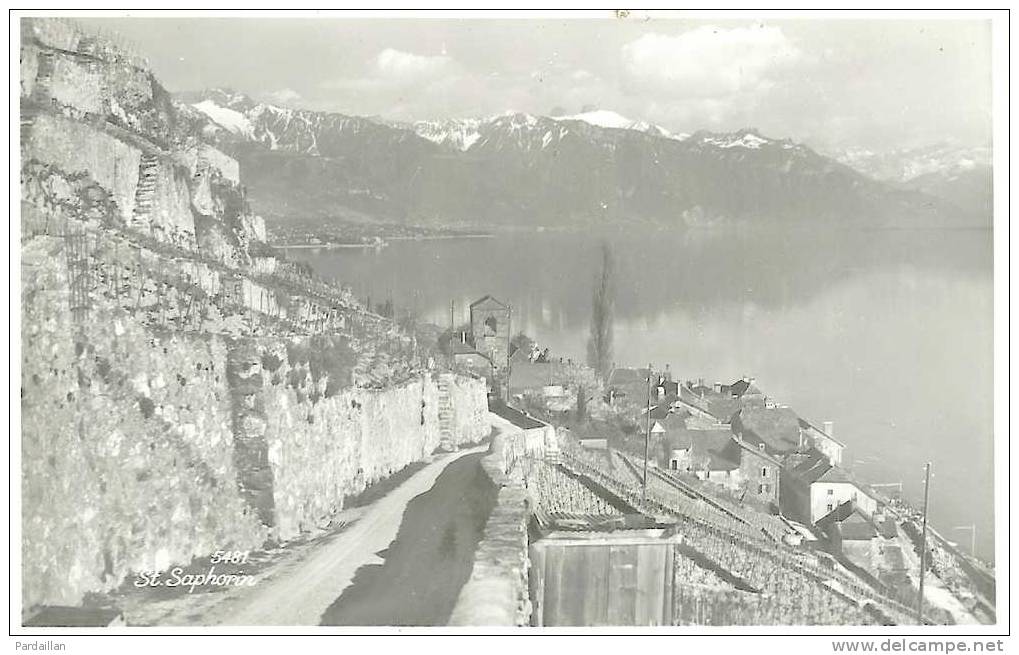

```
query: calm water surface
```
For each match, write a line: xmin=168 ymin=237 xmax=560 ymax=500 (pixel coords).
xmin=289 ymin=227 xmax=995 ymax=561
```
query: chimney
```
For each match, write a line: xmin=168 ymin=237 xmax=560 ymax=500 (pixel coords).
xmin=823 ymin=420 xmax=834 ymax=437
xmin=664 ymin=364 xmax=672 ymax=382
xmin=713 ymin=382 xmax=721 ymax=393
xmin=698 ymin=377 xmax=704 ymax=388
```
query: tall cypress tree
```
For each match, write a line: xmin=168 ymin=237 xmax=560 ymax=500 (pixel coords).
xmin=587 ymin=242 xmax=615 ymax=382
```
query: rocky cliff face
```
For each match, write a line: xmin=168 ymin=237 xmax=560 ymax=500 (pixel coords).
xmin=20 ymin=18 xmax=266 ymax=264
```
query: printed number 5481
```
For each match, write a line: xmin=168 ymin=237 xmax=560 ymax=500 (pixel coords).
xmin=210 ymin=550 xmax=250 ymax=564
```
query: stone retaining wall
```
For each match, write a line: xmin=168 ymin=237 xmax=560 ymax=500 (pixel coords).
xmin=21 ymin=238 xmax=266 ymax=609
xmin=448 ymin=424 xmax=532 ymax=626
xmin=20 ymin=239 xmax=490 ymax=609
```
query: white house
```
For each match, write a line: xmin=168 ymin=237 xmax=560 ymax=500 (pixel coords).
xmin=810 ymin=467 xmax=879 ymax=523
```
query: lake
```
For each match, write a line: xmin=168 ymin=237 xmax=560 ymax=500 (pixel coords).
xmin=287 ymin=226 xmax=995 ymax=562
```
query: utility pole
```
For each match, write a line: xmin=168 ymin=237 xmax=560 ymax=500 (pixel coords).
xmin=449 ymin=299 xmax=455 ymax=361
xmin=917 ymin=461 xmax=932 ymax=624
xmin=643 ymin=363 xmax=652 ymax=501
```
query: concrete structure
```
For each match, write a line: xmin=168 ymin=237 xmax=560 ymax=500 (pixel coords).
xmin=529 ymin=529 xmax=683 ymax=626
xmin=449 ymin=429 xmax=532 ymax=627
xmin=490 ymin=401 xmax=557 ymax=459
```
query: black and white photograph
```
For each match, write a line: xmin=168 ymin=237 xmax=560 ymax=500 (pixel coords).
xmin=10 ymin=6 xmax=1010 ymax=645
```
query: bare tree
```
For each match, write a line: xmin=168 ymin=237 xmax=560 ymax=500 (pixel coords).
xmin=587 ymin=242 xmax=615 ymax=381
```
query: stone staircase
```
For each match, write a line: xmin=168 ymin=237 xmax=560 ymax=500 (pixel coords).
xmin=20 ymin=113 xmax=36 ymax=148
xmin=76 ymin=34 xmax=98 ymax=56
xmin=32 ymin=49 xmax=56 ymax=103
xmin=437 ymin=373 xmax=456 ymax=451
xmin=132 ymin=153 xmax=160 ymax=226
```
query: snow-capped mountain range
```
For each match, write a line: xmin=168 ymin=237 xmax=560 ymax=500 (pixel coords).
xmin=178 ymin=88 xmax=982 ymax=227
xmin=828 ymin=143 xmax=993 ymax=217
xmin=407 ymin=110 xmax=689 ymax=152
xmin=830 ymin=143 xmax=991 ymax=184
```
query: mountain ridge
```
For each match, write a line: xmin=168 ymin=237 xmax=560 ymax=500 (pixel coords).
xmin=180 ymin=88 xmax=978 ymax=228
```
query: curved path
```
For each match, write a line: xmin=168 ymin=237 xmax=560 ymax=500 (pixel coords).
xmin=320 ymin=450 xmax=496 ymax=625
xmin=211 ymin=443 xmax=489 ymax=626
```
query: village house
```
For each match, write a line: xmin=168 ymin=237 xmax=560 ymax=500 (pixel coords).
xmin=729 ymin=405 xmax=810 ymax=508
xmin=809 ymin=466 xmax=880 ymax=522
xmin=798 ymin=418 xmax=845 ymax=466
xmin=780 ymin=449 xmax=881 ymax=525
xmin=658 ymin=421 xmax=743 ymax=490
xmin=816 ymin=502 xmax=882 ymax=572
xmin=721 ymin=376 xmax=767 ymax=405
xmin=815 ymin=502 xmax=901 ymax=576
xmin=605 ymin=366 xmax=654 ymax=408
xmin=450 ymin=337 xmax=495 ymax=385
xmin=672 ymin=379 xmax=746 ymax=426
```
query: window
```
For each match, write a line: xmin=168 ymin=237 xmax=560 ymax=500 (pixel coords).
xmin=827 ymin=488 xmax=834 ymax=495
xmin=761 ymin=467 xmax=768 ymax=478
xmin=484 ymin=315 xmax=498 ymax=336
xmin=827 ymin=503 xmax=834 ymax=512
xmin=758 ymin=483 xmax=770 ymax=495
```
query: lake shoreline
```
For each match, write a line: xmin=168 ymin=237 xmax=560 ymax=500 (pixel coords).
xmin=273 ymin=233 xmax=495 ymax=250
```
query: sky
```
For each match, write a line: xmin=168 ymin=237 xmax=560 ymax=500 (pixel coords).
xmin=80 ymin=15 xmax=992 ymax=152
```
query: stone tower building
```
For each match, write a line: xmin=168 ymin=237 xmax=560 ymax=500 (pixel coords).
xmin=470 ymin=295 xmax=510 ymax=372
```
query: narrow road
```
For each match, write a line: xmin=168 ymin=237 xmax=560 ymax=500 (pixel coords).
xmin=320 ymin=451 xmax=496 ymax=625
xmin=211 ymin=443 xmax=489 ymax=626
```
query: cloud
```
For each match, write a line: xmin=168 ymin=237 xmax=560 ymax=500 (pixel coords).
xmin=374 ymin=48 xmax=453 ymax=80
xmin=266 ymin=88 xmax=302 ymax=105
xmin=621 ymin=24 xmax=802 ymax=98
xmin=321 ymin=47 xmax=458 ymax=99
